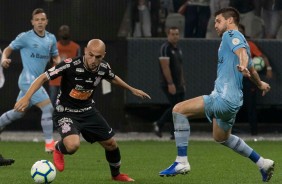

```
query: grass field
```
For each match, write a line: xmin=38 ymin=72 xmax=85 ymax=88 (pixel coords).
xmin=0 ymin=140 xmax=281 ymax=184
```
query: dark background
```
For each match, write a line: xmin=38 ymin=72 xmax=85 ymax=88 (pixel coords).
xmin=0 ymin=0 xmax=281 ymax=133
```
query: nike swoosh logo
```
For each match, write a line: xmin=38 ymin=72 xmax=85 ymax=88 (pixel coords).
xmin=108 ymin=128 xmax=113 ymax=134
xmin=75 ymin=77 xmax=83 ymax=80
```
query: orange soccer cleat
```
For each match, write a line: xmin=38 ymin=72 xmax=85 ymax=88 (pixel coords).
xmin=112 ymin=173 xmax=135 ymax=182
xmin=45 ymin=140 xmax=55 ymax=153
xmin=53 ymin=147 xmax=65 ymax=172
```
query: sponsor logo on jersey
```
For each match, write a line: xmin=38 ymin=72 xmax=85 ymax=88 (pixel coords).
xmin=56 ymin=105 xmax=64 ymax=112
xmin=98 ymin=71 xmax=105 ymax=75
xmin=64 ymin=58 xmax=72 ymax=63
xmin=76 ymin=68 xmax=84 ymax=73
xmin=94 ymin=76 xmax=102 ymax=86
xmin=69 ymin=89 xmax=93 ymax=100
xmin=30 ymin=53 xmax=50 ymax=59
xmin=75 ymin=84 xmax=84 ymax=90
xmin=32 ymin=44 xmax=39 ymax=48
xmin=75 ymin=77 xmax=83 ymax=81
xmin=100 ymin=63 xmax=107 ymax=68
xmin=73 ymin=59 xmax=81 ymax=65
xmin=86 ymin=78 xmax=93 ymax=83
xmin=49 ymin=64 xmax=70 ymax=76
xmin=49 ymin=69 xmax=60 ymax=76
xmin=48 ymin=66 xmax=56 ymax=72
xmin=109 ymin=71 xmax=115 ymax=78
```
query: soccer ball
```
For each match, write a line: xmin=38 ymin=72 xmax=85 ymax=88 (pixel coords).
xmin=252 ymin=56 xmax=265 ymax=71
xmin=31 ymin=160 xmax=56 ymax=184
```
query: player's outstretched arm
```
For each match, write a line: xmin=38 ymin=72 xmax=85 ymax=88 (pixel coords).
xmin=14 ymin=73 xmax=48 ymax=112
xmin=249 ymin=67 xmax=271 ymax=96
xmin=111 ymin=75 xmax=151 ymax=99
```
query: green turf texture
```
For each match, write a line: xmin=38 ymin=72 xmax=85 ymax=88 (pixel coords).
xmin=0 ymin=140 xmax=281 ymax=184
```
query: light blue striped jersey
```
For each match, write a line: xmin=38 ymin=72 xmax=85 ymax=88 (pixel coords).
xmin=214 ymin=30 xmax=252 ymax=106
xmin=10 ymin=29 xmax=59 ymax=85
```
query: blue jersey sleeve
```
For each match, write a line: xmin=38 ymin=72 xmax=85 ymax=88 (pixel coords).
xmin=10 ymin=32 xmax=26 ymax=50
xmin=49 ymin=34 xmax=59 ymax=57
xmin=223 ymin=30 xmax=246 ymax=53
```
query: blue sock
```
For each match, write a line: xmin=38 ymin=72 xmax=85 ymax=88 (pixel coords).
xmin=177 ymin=146 xmax=187 ymax=156
xmin=249 ymin=150 xmax=261 ymax=163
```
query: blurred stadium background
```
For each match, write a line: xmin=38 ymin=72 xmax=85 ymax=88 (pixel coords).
xmin=0 ymin=0 xmax=281 ymax=134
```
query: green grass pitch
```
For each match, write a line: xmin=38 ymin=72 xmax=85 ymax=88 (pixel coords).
xmin=0 ymin=140 xmax=281 ymax=184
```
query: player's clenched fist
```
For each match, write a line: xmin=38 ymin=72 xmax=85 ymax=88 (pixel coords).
xmin=1 ymin=59 xmax=11 ymax=68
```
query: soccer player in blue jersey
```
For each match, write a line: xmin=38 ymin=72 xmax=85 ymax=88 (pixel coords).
xmin=0 ymin=8 xmax=60 ymax=153
xmin=159 ymin=7 xmax=274 ymax=182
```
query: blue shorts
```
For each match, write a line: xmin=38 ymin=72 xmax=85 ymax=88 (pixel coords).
xmin=17 ymin=83 xmax=49 ymax=106
xmin=203 ymin=92 xmax=241 ymax=131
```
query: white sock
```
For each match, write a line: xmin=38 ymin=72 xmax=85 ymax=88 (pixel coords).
xmin=256 ymin=157 xmax=264 ymax=168
xmin=175 ymin=156 xmax=188 ymax=164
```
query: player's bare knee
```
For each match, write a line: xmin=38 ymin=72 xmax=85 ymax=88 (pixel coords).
xmin=100 ymin=138 xmax=118 ymax=151
xmin=65 ymin=142 xmax=80 ymax=154
xmin=213 ymin=134 xmax=228 ymax=143
xmin=172 ymin=103 xmax=182 ymax=114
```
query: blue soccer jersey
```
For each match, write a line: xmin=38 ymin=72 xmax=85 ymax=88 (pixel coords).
xmin=214 ymin=30 xmax=252 ymax=106
xmin=10 ymin=29 xmax=59 ymax=85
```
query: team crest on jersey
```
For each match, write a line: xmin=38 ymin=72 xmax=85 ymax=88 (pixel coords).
xmin=64 ymin=58 xmax=72 ymax=63
xmin=232 ymin=38 xmax=240 ymax=45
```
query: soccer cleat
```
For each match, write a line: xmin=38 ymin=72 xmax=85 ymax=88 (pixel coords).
xmin=260 ymin=159 xmax=274 ymax=182
xmin=0 ymin=154 xmax=15 ymax=166
xmin=159 ymin=162 xmax=190 ymax=177
xmin=53 ymin=148 xmax=65 ymax=172
xmin=45 ymin=140 xmax=55 ymax=153
xmin=112 ymin=173 xmax=135 ymax=182
xmin=153 ymin=122 xmax=162 ymax=138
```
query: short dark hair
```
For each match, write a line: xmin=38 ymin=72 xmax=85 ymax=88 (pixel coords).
xmin=32 ymin=8 xmax=46 ymax=19
xmin=166 ymin=26 xmax=179 ymax=34
xmin=214 ymin=7 xmax=240 ymax=26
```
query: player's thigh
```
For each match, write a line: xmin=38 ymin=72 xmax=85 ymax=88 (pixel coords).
xmin=212 ymin=118 xmax=231 ymax=142
xmin=173 ymin=96 xmax=205 ymax=118
xmin=80 ymin=110 xmax=115 ymax=143
xmin=205 ymin=94 xmax=240 ymax=132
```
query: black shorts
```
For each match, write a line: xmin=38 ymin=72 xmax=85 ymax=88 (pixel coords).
xmin=53 ymin=108 xmax=115 ymax=143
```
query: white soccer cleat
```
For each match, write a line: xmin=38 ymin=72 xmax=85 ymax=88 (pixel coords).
xmin=260 ymin=158 xmax=274 ymax=182
xmin=159 ymin=162 xmax=190 ymax=177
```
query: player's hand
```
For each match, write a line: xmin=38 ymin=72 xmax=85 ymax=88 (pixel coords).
xmin=258 ymin=81 xmax=271 ymax=96
xmin=1 ymin=59 xmax=11 ymax=68
xmin=168 ymin=84 xmax=176 ymax=95
xmin=132 ymin=89 xmax=151 ymax=99
xmin=14 ymin=97 xmax=30 ymax=112
xmin=237 ymin=65 xmax=250 ymax=77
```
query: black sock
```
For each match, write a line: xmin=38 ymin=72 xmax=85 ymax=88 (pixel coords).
xmin=105 ymin=147 xmax=121 ymax=177
xmin=55 ymin=140 xmax=69 ymax=154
